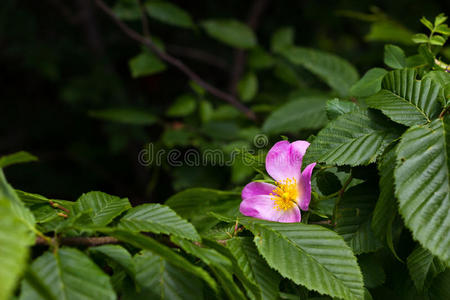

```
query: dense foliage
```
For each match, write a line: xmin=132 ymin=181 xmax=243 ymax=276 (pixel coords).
xmin=1 ymin=1 xmax=450 ymax=300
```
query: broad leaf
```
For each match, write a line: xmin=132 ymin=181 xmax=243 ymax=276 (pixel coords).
xmin=0 ymin=151 xmax=37 ymax=168
xmin=428 ymin=269 xmax=450 ymax=299
xmin=394 ymin=117 xmax=450 ymax=265
xmin=358 ymin=255 xmax=386 ymax=289
xmin=366 ymin=69 xmax=442 ymax=126
xmin=372 ymin=146 xmax=397 ymax=241
xmin=326 ymin=98 xmax=358 ymax=120
xmin=350 ymin=68 xmax=387 ymax=97
xmin=237 ymin=72 xmax=258 ymax=102
xmin=74 ymin=191 xmax=131 ymax=227
xmin=119 ymin=203 xmax=200 ymax=241
xmin=304 ymin=109 xmax=401 ymax=166
xmin=227 ymin=237 xmax=281 ymax=300
xmin=335 ymin=183 xmax=383 ymax=254
xmin=20 ymin=248 xmax=115 ymax=300
xmin=129 ymin=51 xmax=166 ymax=78
xmin=89 ymin=108 xmax=158 ymax=125
xmin=0 ymin=194 xmax=31 ymax=300
xmin=123 ymin=251 xmax=203 ymax=300
xmin=280 ymin=46 xmax=359 ymax=96
xmin=406 ymin=246 xmax=446 ymax=292
xmin=239 ymin=218 xmax=364 ymax=300
xmin=201 ymin=19 xmax=257 ymax=49
xmin=146 ymin=1 xmax=194 ymax=28
xmin=384 ymin=45 xmax=406 ymax=69
xmin=262 ymin=96 xmax=329 ymax=134
xmin=271 ymin=27 xmax=295 ymax=53
xmin=108 ymin=229 xmax=217 ymax=291
xmin=166 ymin=94 xmax=197 ymax=117
xmin=89 ymin=245 xmax=134 ymax=277
xmin=165 ymin=188 xmax=241 ymax=232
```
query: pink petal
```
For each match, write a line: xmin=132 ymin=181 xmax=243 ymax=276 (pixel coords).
xmin=298 ymin=163 xmax=316 ymax=211
xmin=239 ymin=195 xmax=301 ymax=223
xmin=265 ymin=140 xmax=310 ymax=182
xmin=242 ymin=182 xmax=276 ymax=200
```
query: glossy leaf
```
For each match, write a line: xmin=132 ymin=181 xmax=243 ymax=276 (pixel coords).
xmin=20 ymin=248 xmax=115 ymax=300
xmin=239 ymin=218 xmax=364 ymax=300
xmin=89 ymin=245 xmax=134 ymax=277
xmin=366 ymin=69 xmax=442 ymax=126
xmin=145 ymin=1 xmax=193 ymax=28
xmin=0 ymin=151 xmax=37 ymax=168
xmin=350 ymin=68 xmax=388 ymax=97
xmin=281 ymin=46 xmax=359 ymax=96
xmin=262 ymin=96 xmax=329 ymax=134
xmin=74 ymin=191 xmax=131 ymax=227
xmin=394 ymin=117 xmax=450 ymax=265
xmin=201 ymin=19 xmax=257 ymax=49
xmin=304 ymin=109 xmax=401 ymax=166
xmin=119 ymin=203 xmax=200 ymax=241
xmin=384 ymin=45 xmax=406 ymax=69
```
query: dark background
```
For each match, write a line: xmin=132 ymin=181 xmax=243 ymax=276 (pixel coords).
xmin=1 ymin=0 xmax=448 ymax=204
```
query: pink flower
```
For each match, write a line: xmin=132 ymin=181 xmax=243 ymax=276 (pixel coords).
xmin=239 ymin=140 xmax=316 ymax=223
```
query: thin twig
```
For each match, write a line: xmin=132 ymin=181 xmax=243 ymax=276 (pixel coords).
xmin=167 ymin=45 xmax=229 ymax=71
xmin=137 ymin=0 xmax=150 ymax=38
xmin=93 ymin=0 xmax=256 ymax=120
xmin=36 ymin=236 xmax=119 ymax=247
xmin=439 ymin=106 xmax=449 ymax=119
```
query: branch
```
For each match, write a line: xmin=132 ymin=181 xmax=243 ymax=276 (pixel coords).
xmin=228 ymin=0 xmax=270 ymax=95
xmin=36 ymin=236 xmax=119 ymax=247
xmin=93 ymin=0 xmax=256 ymax=120
xmin=167 ymin=45 xmax=229 ymax=71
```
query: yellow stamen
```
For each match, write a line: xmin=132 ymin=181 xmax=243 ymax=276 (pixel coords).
xmin=270 ymin=178 xmax=299 ymax=211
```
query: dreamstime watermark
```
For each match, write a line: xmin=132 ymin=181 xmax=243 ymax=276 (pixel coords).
xmin=138 ymin=134 xmax=270 ymax=167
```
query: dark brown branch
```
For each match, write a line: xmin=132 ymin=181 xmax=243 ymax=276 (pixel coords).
xmin=228 ymin=0 xmax=270 ymax=95
xmin=439 ymin=106 xmax=450 ymax=119
xmin=36 ymin=236 xmax=119 ymax=247
xmin=93 ymin=0 xmax=256 ymax=120
xmin=167 ymin=45 xmax=229 ymax=71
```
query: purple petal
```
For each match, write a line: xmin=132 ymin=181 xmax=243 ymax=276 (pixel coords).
xmin=298 ymin=162 xmax=316 ymax=211
xmin=265 ymin=140 xmax=310 ymax=182
xmin=242 ymin=182 xmax=276 ymax=200
xmin=240 ymin=195 xmax=301 ymax=223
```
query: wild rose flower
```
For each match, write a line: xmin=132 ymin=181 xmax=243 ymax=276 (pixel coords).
xmin=239 ymin=140 xmax=316 ymax=223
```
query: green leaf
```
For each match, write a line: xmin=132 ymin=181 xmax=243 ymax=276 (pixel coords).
xmin=335 ymin=183 xmax=382 ymax=254
xmin=271 ymin=27 xmax=295 ymax=53
xmin=145 ymin=1 xmax=193 ymax=28
xmin=262 ymin=96 xmax=329 ymax=134
xmin=108 ymin=229 xmax=217 ymax=290
xmin=113 ymin=0 xmax=140 ymax=21
xmin=129 ymin=51 xmax=166 ymax=78
xmin=89 ymin=108 xmax=158 ymax=125
xmin=435 ymin=24 xmax=450 ymax=36
xmin=248 ymin=47 xmax=275 ymax=70
xmin=350 ymin=68 xmax=388 ymax=97
xmin=239 ymin=219 xmax=364 ymax=300
xmin=407 ymin=246 xmax=446 ymax=292
xmin=394 ymin=117 xmax=450 ymax=265
xmin=420 ymin=17 xmax=434 ymax=31
xmin=166 ymin=94 xmax=197 ymax=117
xmin=0 ymin=194 xmax=32 ymax=300
xmin=0 ymin=151 xmax=37 ymax=168
xmin=372 ymin=146 xmax=397 ymax=244
xmin=237 ymin=72 xmax=258 ymax=102
xmin=89 ymin=245 xmax=134 ymax=277
xmin=304 ymin=109 xmax=400 ymax=166
xmin=227 ymin=237 xmax=281 ymax=300
xmin=280 ymin=46 xmax=359 ymax=96
xmin=358 ymin=255 xmax=386 ymax=288
xmin=74 ymin=191 xmax=131 ymax=227
xmin=15 ymin=190 xmax=50 ymax=205
xmin=366 ymin=21 xmax=414 ymax=45
xmin=384 ymin=45 xmax=406 ymax=69
xmin=165 ymin=188 xmax=241 ymax=232
xmin=326 ymin=98 xmax=358 ymax=120
xmin=118 ymin=203 xmax=200 ymax=241
xmin=124 ymin=251 xmax=203 ymax=300
xmin=428 ymin=269 xmax=450 ymax=299
xmin=19 ymin=248 xmax=115 ymax=300
xmin=435 ymin=13 xmax=448 ymax=26
xmin=366 ymin=69 xmax=443 ymax=126
xmin=430 ymin=35 xmax=447 ymax=46
xmin=412 ymin=33 xmax=429 ymax=44
xmin=201 ymin=19 xmax=257 ymax=49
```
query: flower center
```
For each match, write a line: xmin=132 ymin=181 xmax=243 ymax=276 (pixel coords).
xmin=270 ymin=178 xmax=299 ymax=211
